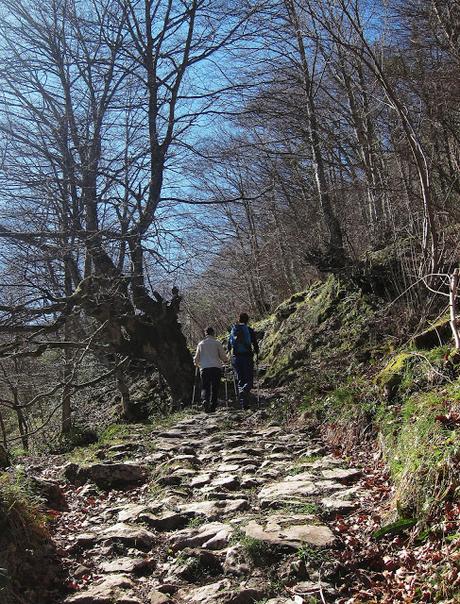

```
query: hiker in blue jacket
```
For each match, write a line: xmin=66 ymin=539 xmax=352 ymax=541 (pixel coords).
xmin=228 ymin=313 xmax=259 ymax=408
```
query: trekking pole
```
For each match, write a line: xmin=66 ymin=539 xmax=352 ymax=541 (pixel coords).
xmin=191 ymin=366 xmax=199 ymax=408
xmin=256 ymin=357 xmax=260 ymax=408
xmin=224 ymin=366 xmax=229 ymax=409
xmin=232 ymin=367 xmax=238 ymax=400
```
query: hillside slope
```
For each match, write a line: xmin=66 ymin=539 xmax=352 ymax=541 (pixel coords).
xmin=258 ymin=272 xmax=460 ymax=522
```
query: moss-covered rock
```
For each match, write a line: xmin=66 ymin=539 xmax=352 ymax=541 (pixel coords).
xmin=260 ymin=275 xmax=380 ymax=387
xmin=413 ymin=315 xmax=451 ymax=349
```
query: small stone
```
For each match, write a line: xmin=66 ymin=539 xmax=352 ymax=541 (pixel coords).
xmin=222 ymin=588 xmax=266 ymax=603
xmin=321 ymin=468 xmax=361 ymax=483
xmin=190 ymin=473 xmax=212 ymax=488
xmin=170 ymin=522 xmax=232 ymax=551
xmin=320 ymin=496 xmax=358 ymax=514
xmin=30 ymin=476 xmax=68 ymax=511
xmin=285 ymin=472 xmax=314 ymax=482
xmin=74 ymin=565 xmax=91 ymax=578
xmin=176 ymin=579 xmax=232 ymax=603
xmin=156 ymin=475 xmax=182 ymax=486
xmin=139 ymin=511 xmax=192 ymax=531
xmin=211 ymin=475 xmax=239 ymax=490
xmin=223 ymin=546 xmax=249 ymax=576
xmin=149 ymin=590 xmax=173 ymax=604
xmin=99 ymin=557 xmax=154 ymax=574
xmin=217 ymin=463 xmax=241 ymax=473
xmin=179 ymin=498 xmax=249 ymax=520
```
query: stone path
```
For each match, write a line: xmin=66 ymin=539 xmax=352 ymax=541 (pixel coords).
xmin=46 ymin=410 xmax=364 ymax=603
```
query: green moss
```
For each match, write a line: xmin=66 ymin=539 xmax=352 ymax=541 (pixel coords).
xmin=413 ymin=315 xmax=452 ymax=349
xmin=261 ymin=275 xmax=378 ymax=386
xmin=377 ymin=352 xmax=413 ymax=392
xmin=259 ymin=270 xmax=460 ymax=523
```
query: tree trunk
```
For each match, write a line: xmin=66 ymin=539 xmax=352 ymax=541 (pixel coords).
xmin=76 ymin=275 xmax=194 ymax=406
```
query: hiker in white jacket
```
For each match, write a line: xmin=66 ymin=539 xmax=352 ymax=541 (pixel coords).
xmin=194 ymin=327 xmax=228 ymax=412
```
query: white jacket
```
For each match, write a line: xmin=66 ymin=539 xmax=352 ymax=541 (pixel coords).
xmin=194 ymin=336 xmax=228 ymax=369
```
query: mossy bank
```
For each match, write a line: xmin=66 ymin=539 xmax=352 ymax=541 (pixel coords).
xmin=258 ymin=271 xmax=460 ymax=524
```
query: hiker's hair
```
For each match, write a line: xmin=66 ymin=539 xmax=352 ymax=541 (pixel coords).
xmin=205 ymin=326 xmax=215 ymax=336
xmin=239 ymin=313 xmax=249 ymax=324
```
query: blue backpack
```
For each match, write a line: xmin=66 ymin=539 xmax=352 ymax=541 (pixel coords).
xmin=229 ymin=323 xmax=252 ymax=355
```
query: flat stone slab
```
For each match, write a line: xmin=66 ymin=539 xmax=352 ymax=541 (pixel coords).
xmin=321 ymin=496 xmax=358 ymax=514
xmin=285 ymin=472 xmax=315 ymax=482
xmin=170 ymin=521 xmax=233 ymax=551
xmin=242 ymin=516 xmax=334 ymax=549
xmin=63 ymin=574 xmax=135 ymax=603
xmin=179 ymin=498 xmax=249 ymax=520
xmin=139 ymin=511 xmax=192 ymax=531
xmin=217 ymin=464 xmax=241 ymax=473
xmin=321 ymin=468 xmax=361 ymax=483
xmin=258 ymin=480 xmax=318 ymax=506
xmin=99 ymin=523 xmax=156 ymax=550
xmin=191 ymin=473 xmax=212 ymax=487
xmin=211 ymin=475 xmax=240 ymax=490
xmin=99 ymin=557 xmax=154 ymax=574
xmin=176 ymin=579 xmax=232 ymax=603
xmin=117 ymin=503 xmax=163 ymax=523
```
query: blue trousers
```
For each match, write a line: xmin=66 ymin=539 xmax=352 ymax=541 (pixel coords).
xmin=232 ymin=355 xmax=254 ymax=404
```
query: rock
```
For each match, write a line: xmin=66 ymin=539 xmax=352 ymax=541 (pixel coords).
xmin=172 ymin=468 xmax=196 ymax=478
xmin=222 ymin=588 xmax=266 ymax=603
xmin=242 ymin=516 xmax=335 ymax=549
xmin=63 ymin=574 xmax=135 ymax=603
xmin=140 ymin=511 xmax=192 ymax=531
xmin=158 ymin=431 xmax=185 ymax=439
xmin=170 ymin=522 xmax=233 ymax=551
xmin=171 ymin=549 xmax=222 ymax=581
xmin=291 ymin=580 xmax=336 ymax=599
xmin=74 ymin=532 xmax=99 ymax=548
xmin=211 ymin=475 xmax=240 ymax=490
xmin=29 ymin=476 xmax=68 ymax=511
xmin=223 ymin=546 xmax=249 ymax=576
xmin=74 ymin=565 xmax=91 ymax=578
xmin=285 ymin=472 xmax=314 ymax=482
xmin=100 ymin=523 xmax=156 ymax=550
xmin=190 ymin=473 xmax=212 ymax=487
xmin=202 ymin=525 xmax=234 ymax=549
xmin=156 ymin=475 xmax=182 ymax=486
xmin=311 ymin=456 xmax=343 ymax=469
xmin=78 ymin=484 xmax=100 ymax=498
xmin=176 ymin=579 xmax=232 ymax=603
xmin=144 ymin=452 xmax=171 ymax=463
xmin=320 ymin=496 xmax=358 ymax=515
xmin=217 ymin=463 xmax=241 ymax=473
xmin=240 ymin=476 xmax=261 ymax=489
xmin=117 ymin=503 xmax=163 ymax=523
xmin=99 ymin=556 xmax=155 ymax=574
xmin=64 ymin=461 xmax=149 ymax=489
xmin=179 ymin=498 xmax=249 ymax=520
xmin=321 ymin=468 xmax=361 ymax=483
xmin=149 ymin=590 xmax=173 ymax=604
xmin=258 ymin=480 xmax=318 ymax=507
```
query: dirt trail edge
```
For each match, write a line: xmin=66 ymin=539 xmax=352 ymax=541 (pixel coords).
xmin=47 ymin=410 xmax=365 ymax=604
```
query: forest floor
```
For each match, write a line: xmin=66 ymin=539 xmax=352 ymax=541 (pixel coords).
xmin=31 ymin=400 xmax=459 ymax=604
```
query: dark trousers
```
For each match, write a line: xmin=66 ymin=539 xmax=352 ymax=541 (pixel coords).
xmin=200 ymin=367 xmax=222 ymax=411
xmin=232 ymin=354 xmax=254 ymax=405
